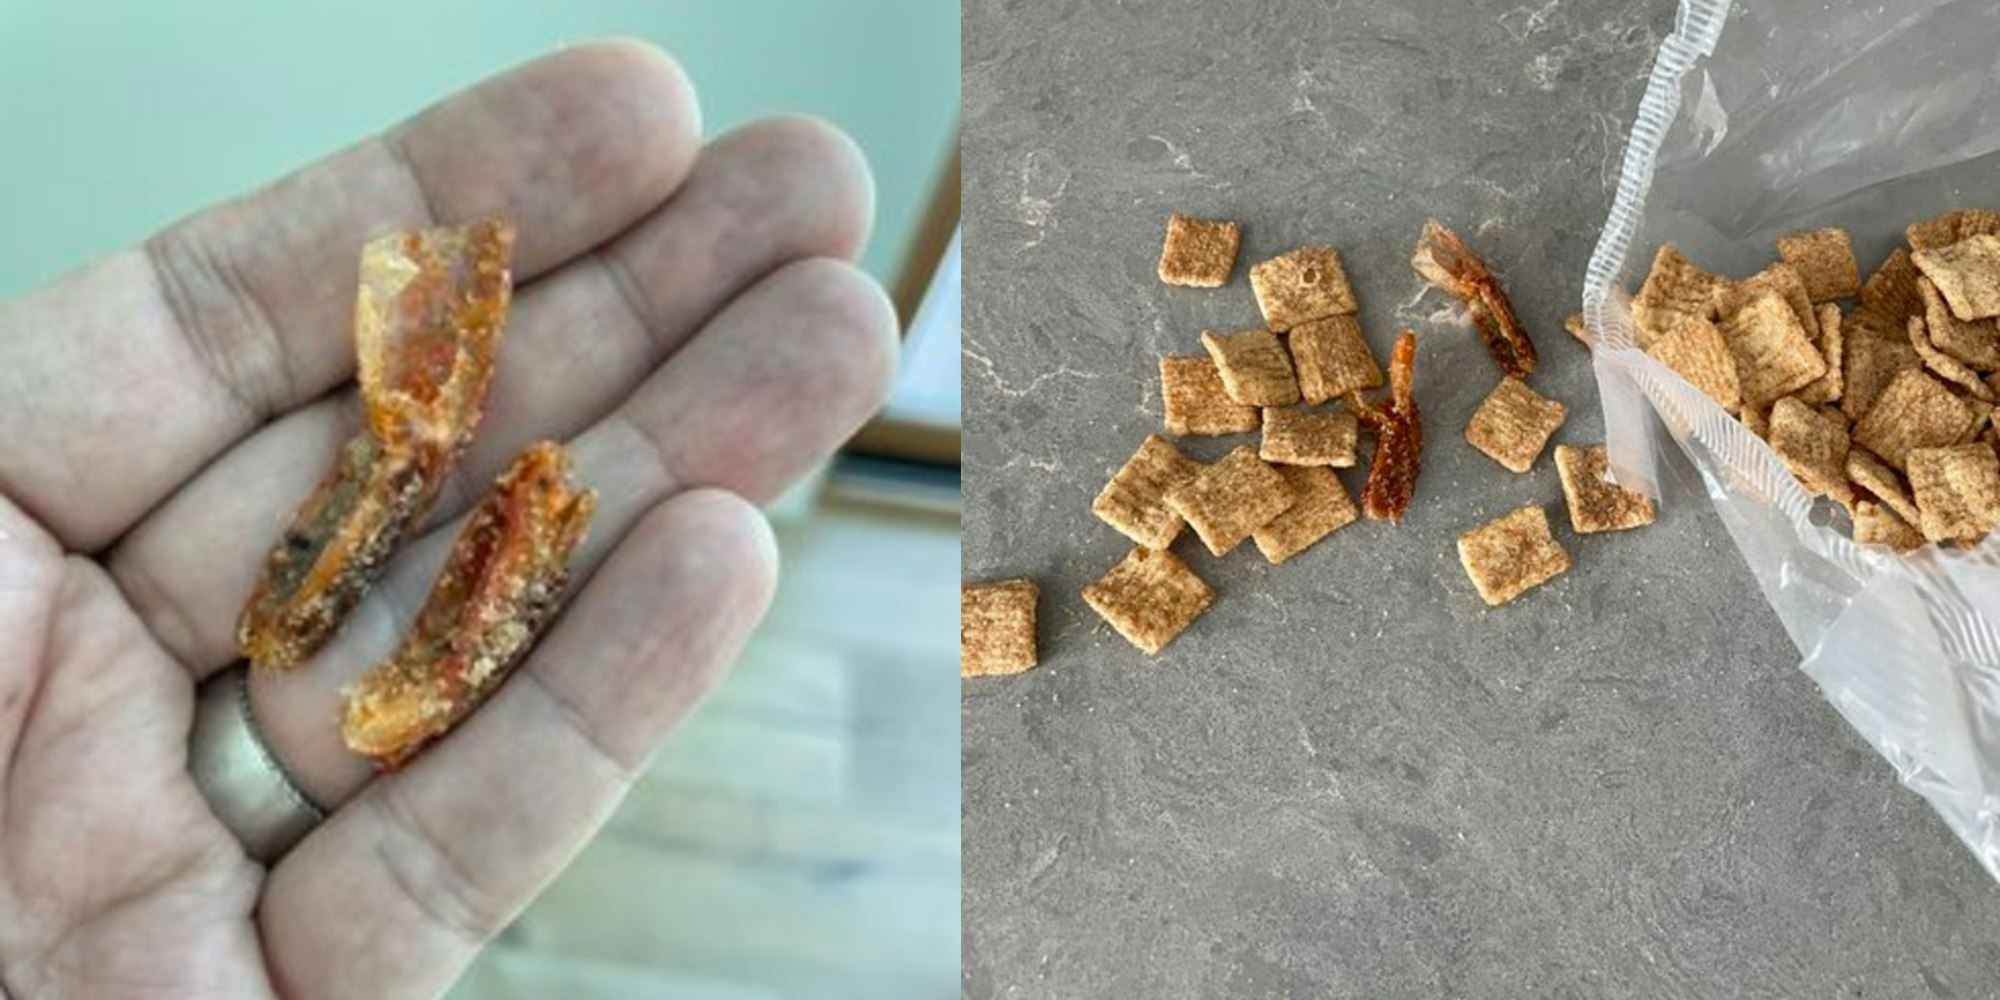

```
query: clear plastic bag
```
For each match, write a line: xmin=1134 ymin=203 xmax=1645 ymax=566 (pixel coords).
xmin=1585 ymin=0 xmax=2000 ymax=880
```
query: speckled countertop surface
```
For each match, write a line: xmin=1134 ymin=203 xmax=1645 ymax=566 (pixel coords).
xmin=961 ymin=0 xmax=2000 ymax=996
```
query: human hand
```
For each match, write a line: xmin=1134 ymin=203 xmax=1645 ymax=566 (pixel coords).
xmin=0 ymin=41 xmax=895 ymax=999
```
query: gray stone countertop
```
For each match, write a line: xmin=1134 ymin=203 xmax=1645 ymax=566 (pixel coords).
xmin=961 ymin=0 xmax=2000 ymax=996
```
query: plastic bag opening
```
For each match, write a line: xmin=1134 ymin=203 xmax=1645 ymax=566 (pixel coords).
xmin=1583 ymin=0 xmax=2000 ymax=881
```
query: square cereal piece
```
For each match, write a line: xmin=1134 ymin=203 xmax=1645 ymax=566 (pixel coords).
xmin=1768 ymin=397 xmax=1853 ymax=504
xmin=1157 ymin=214 xmax=1242 ymax=288
xmin=1160 ymin=355 xmax=1259 ymax=436
xmin=1908 ymin=443 xmax=2000 ymax=545
xmin=1252 ymin=465 xmax=1358 ymax=564
xmin=1201 ymin=328 xmax=1301 ymax=406
xmin=1288 ymin=315 xmax=1383 ymax=403
xmin=1913 ymin=234 xmax=2000 ymax=321
xmin=1631 ymin=243 xmax=1728 ymax=349
xmin=1092 ymin=435 xmax=1203 ymax=549
xmin=1776 ymin=227 xmax=1861 ymax=302
xmin=1907 ymin=208 xmax=2000 ymax=251
xmin=1260 ymin=406 xmax=1358 ymax=467
xmin=1853 ymin=501 xmax=1925 ymax=552
xmin=1250 ymin=245 xmax=1357 ymax=331
xmin=1456 ymin=505 xmax=1573 ymax=606
xmin=1719 ymin=262 xmax=1819 ymax=339
xmin=1465 ymin=376 xmax=1567 ymax=473
xmin=1841 ymin=322 xmax=1920 ymax=420
xmin=1920 ymin=274 xmax=2000 ymax=369
xmin=961 ymin=580 xmax=1038 ymax=677
xmin=1860 ymin=248 xmax=1924 ymax=322
xmin=1554 ymin=444 xmax=1657 ymax=534
xmin=1847 ymin=448 xmax=1921 ymax=525
xmin=1645 ymin=314 xmax=1742 ymax=413
xmin=1908 ymin=313 xmax=1996 ymax=402
xmin=1719 ymin=289 xmax=1826 ymax=408
xmin=1081 ymin=547 xmax=1214 ymax=655
xmin=1853 ymin=368 xmax=1979 ymax=469
xmin=1796 ymin=303 xmax=1845 ymax=405
xmin=1164 ymin=444 xmax=1298 ymax=556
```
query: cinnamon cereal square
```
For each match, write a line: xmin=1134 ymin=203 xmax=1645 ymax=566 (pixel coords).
xmin=1465 ymin=376 xmax=1567 ymax=473
xmin=1908 ymin=443 xmax=2000 ymax=544
xmin=1201 ymin=328 xmax=1301 ymax=406
xmin=1164 ymin=445 xmax=1298 ymax=556
xmin=1768 ymin=396 xmax=1853 ymax=504
xmin=1252 ymin=465 xmax=1359 ymax=564
xmin=1157 ymin=214 xmax=1242 ymax=288
xmin=1776 ymin=226 xmax=1860 ymax=302
xmin=1645 ymin=314 xmax=1742 ymax=413
xmin=1720 ymin=289 xmax=1827 ymax=408
xmin=1852 ymin=368 xmax=1980 ymax=469
xmin=1081 ymin=547 xmax=1215 ymax=655
xmin=1260 ymin=407 xmax=1358 ymax=467
xmin=1250 ymin=245 xmax=1357 ymax=331
xmin=1631 ymin=243 xmax=1728 ymax=349
xmin=1160 ymin=355 xmax=1260 ymax=436
xmin=1092 ymin=435 xmax=1204 ymax=549
xmin=1554 ymin=444 xmax=1656 ymax=534
xmin=961 ymin=580 xmax=1038 ymax=677
xmin=1456 ymin=505 xmax=1573 ymax=606
xmin=1288 ymin=315 xmax=1383 ymax=403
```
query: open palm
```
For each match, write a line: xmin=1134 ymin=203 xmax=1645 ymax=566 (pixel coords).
xmin=0 ymin=42 xmax=895 ymax=999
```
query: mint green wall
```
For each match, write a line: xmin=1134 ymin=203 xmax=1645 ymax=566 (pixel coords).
xmin=0 ymin=1 xmax=959 ymax=296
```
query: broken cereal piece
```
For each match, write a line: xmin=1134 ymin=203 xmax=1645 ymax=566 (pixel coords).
xmin=1842 ymin=323 xmax=1921 ymax=420
xmin=1250 ymin=245 xmax=1357 ymax=331
xmin=342 ymin=442 xmax=593 ymax=768
xmin=1907 ymin=208 xmax=2000 ymax=251
xmin=1554 ymin=444 xmax=1656 ymax=534
xmin=241 ymin=219 xmax=515 ymax=671
xmin=1720 ymin=289 xmax=1827 ymax=409
xmin=1908 ymin=443 xmax=2000 ymax=545
xmin=1164 ymin=445 xmax=1297 ymax=556
xmin=1909 ymin=314 xmax=1996 ymax=402
xmin=1796 ymin=304 xmax=1845 ymax=406
xmin=1853 ymin=369 xmax=1980 ymax=469
xmin=1853 ymin=501 xmax=1925 ymax=552
xmin=1092 ymin=435 xmax=1203 ymax=549
xmin=1645 ymin=314 xmax=1742 ymax=413
xmin=1160 ymin=355 xmax=1259 ymax=436
xmin=1260 ymin=407 xmax=1359 ymax=467
xmin=1920 ymin=275 xmax=2000 ymax=369
xmin=1288 ymin=315 xmax=1383 ymax=404
xmin=1847 ymin=448 xmax=1921 ymax=525
xmin=1776 ymin=227 xmax=1861 ymax=302
xmin=1157 ymin=214 xmax=1241 ymax=288
xmin=1632 ymin=243 xmax=1728 ymax=349
xmin=960 ymin=580 xmax=1039 ymax=677
xmin=1465 ymin=376 xmax=1567 ymax=473
xmin=1350 ymin=331 xmax=1424 ymax=521
xmin=1456 ymin=505 xmax=1573 ymax=606
xmin=1252 ymin=465 xmax=1358 ymax=564
xmin=1201 ymin=328 xmax=1301 ymax=406
xmin=1720 ymin=262 xmax=1819 ymax=342
xmin=1564 ymin=313 xmax=1592 ymax=348
xmin=1768 ymin=396 xmax=1853 ymax=504
xmin=1410 ymin=218 xmax=1537 ymax=378
xmin=1914 ymin=234 xmax=2000 ymax=321
xmin=1081 ymin=547 xmax=1214 ymax=655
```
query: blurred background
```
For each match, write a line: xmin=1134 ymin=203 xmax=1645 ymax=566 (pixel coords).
xmin=0 ymin=3 xmax=960 ymax=998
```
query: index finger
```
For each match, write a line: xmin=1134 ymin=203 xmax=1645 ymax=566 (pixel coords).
xmin=0 ymin=40 xmax=701 ymax=550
